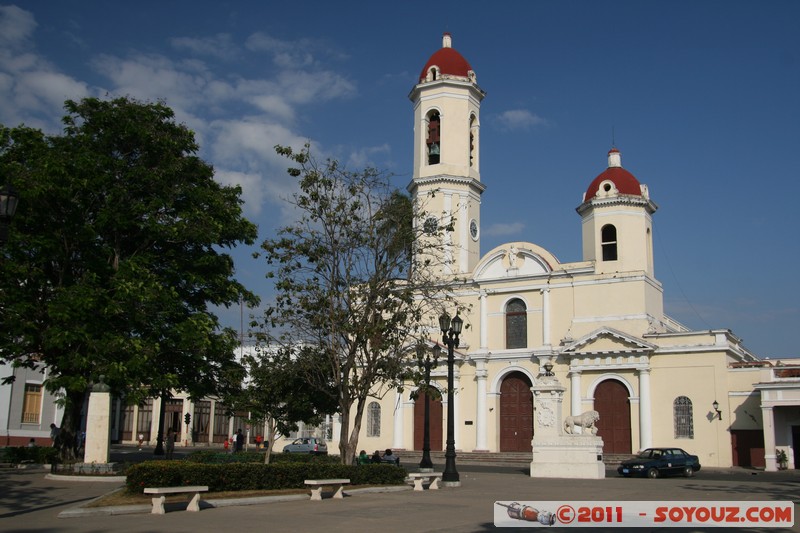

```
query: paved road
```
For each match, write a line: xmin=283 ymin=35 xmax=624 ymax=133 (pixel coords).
xmin=2 ymin=460 xmax=799 ymax=532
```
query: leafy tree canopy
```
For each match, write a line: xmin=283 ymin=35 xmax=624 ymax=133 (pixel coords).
xmin=220 ymin=343 xmax=338 ymax=463
xmin=256 ymin=144 xmax=457 ymax=464
xmin=0 ymin=97 xmax=258 ymax=457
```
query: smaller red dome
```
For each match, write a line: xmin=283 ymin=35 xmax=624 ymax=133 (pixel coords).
xmin=419 ymin=33 xmax=473 ymax=83
xmin=583 ymin=149 xmax=642 ymax=202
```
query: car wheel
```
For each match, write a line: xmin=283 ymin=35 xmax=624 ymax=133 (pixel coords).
xmin=647 ymin=468 xmax=659 ymax=479
xmin=683 ymin=466 xmax=694 ymax=477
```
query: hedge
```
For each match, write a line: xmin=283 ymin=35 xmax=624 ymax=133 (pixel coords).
xmin=125 ymin=461 xmax=407 ymax=494
xmin=1 ymin=446 xmax=58 ymax=464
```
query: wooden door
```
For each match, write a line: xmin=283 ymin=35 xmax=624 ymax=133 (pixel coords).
xmin=594 ymin=379 xmax=631 ymax=454
xmin=500 ymin=372 xmax=533 ymax=452
xmin=413 ymin=390 xmax=443 ymax=450
xmin=731 ymin=429 xmax=765 ymax=467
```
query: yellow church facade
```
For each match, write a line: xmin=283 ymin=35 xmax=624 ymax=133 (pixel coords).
xmin=348 ymin=33 xmax=771 ymax=470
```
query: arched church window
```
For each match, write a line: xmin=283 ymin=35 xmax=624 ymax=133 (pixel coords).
xmin=427 ymin=111 xmax=440 ymax=165
xmin=505 ymin=298 xmax=527 ymax=349
xmin=673 ymin=396 xmax=694 ymax=438
xmin=367 ymin=401 xmax=381 ymax=437
xmin=601 ymin=224 xmax=618 ymax=261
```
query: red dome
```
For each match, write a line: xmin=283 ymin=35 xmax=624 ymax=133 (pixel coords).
xmin=419 ymin=33 xmax=473 ymax=82
xmin=584 ymin=149 xmax=642 ymax=201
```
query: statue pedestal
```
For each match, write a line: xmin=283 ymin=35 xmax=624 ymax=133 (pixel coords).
xmin=531 ymin=435 xmax=605 ymax=478
xmin=83 ymin=382 xmax=112 ymax=465
xmin=529 ymin=375 xmax=605 ymax=479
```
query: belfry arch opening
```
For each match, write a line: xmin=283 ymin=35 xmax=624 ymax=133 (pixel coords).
xmin=427 ymin=111 xmax=440 ymax=165
xmin=469 ymin=113 xmax=477 ymax=167
xmin=601 ymin=224 xmax=618 ymax=261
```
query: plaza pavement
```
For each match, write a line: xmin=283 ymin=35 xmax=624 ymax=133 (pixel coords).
xmin=2 ymin=455 xmax=800 ymax=533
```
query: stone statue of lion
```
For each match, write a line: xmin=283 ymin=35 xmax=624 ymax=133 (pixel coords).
xmin=564 ymin=410 xmax=600 ymax=435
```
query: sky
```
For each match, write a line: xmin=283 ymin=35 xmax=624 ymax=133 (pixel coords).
xmin=1 ymin=1 xmax=798 ymax=358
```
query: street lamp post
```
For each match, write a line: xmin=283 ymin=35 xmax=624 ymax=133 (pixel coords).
xmin=438 ymin=311 xmax=463 ymax=487
xmin=0 ymin=184 xmax=20 ymax=246
xmin=417 ymin=344 xmax=438 ymax=471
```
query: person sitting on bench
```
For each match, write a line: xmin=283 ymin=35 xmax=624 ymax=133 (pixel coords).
xmin=382 ymin=448 xmax=400 ymax=465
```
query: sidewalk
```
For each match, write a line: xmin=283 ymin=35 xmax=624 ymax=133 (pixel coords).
xmin=2 ymin=463 xmax=799 ymax=532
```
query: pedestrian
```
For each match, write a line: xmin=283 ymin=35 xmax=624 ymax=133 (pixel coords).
xmin=49 ymin=423 xmax=60 ymax=447
xmin=137 ymin=433 xmax=144 ymax=450
xmin=255 ymin=434 xmax=263 ymax=450
xmin=371 ymin=450 xmax=382 ymax=464
xmin=27 ymin=438 xmax=37 ymax=448
xmin=166 ymin=428 xmax=175 ymax=460
xmin=235 ymin=429 xmax=244 ymax=452
xmin=223 ymin=437 xmax=230 ymax=452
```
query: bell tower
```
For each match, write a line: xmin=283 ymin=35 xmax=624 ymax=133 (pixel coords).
xmin=408 ymin=33 xmax=486 ymax=276
xmin=577 ymin=148 xmax=658 ymax=277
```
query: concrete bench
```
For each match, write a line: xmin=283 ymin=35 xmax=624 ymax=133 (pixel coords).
xmin=304 ymin=478 xmax=350 ymax=501
xmin=143 ymin=486 xmax=209 ymax=514
xmin=408 ymin=472 xmax=442 ymax=491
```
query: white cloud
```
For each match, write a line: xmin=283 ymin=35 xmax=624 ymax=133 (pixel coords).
xmin=495 ymin=109 xmax=548 ymax=131
xmin=278 ymin=70 xmax=356 ymax=103
xmin=0 ymin=5 xmax=36 ymax=48
xmin=0 ymin=8 xmax=358 ymax=218
xmin=346 ymin=144 xmax=391 ymax=169
xmin=484 ymin=222 xmax=525 ymax=236
xmin=215 ymin=169 xmax=267 ymax=216
xmin=245 ymin=32 xmax=315 ymax=68
xmin=16 ymin=71 xmax=89 ymax=110
xmin=0 ymin=7 xmax=90 ymax=129
xmin=171 ymin=33 xmax=239 ymax=60
xmin=91 ymin=53 xmax=213 ymax=111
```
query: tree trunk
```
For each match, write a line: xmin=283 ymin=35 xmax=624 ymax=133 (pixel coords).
xmin=264 ymin=418 xmax=277 ymax=464
xmin=338 ymin=403 xmax=353 ymax=464
xmin=57 ymin=389 xmax=86 ymax=462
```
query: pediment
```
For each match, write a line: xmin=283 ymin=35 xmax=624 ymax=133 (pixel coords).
xmin=562 ymin=327 xmax=656 ymax=356
xmin=474 ymin=242 xmax=557 ymax=281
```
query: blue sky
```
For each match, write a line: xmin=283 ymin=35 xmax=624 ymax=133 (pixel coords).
xmin=1 ymin=1 xmax=798 ymax=358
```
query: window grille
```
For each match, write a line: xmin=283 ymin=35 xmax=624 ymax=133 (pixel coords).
xmin=367 ymin=401 xmax=381 ymax=437
xmin=674 ymin=396 xmax=694 ymax=438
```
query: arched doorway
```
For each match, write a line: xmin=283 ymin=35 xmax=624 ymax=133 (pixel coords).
xmin=500 ymin=371 xmax=533 ymax=452
xmin=594 ymin=379 xmax=632 ymax=454
xmin=413 ymin=389 xmax=443 ymax=451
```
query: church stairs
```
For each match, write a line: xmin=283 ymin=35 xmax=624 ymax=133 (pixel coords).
xmin=395 ymin=450 xmax=635 ymax=467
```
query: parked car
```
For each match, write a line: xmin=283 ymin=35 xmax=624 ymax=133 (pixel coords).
xmin=282 ymin=437 xmax=328 ymax=455
xmin=617 ymin=447 xmax=701 ymax=479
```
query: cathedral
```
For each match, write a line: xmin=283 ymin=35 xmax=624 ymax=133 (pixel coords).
xmin=349 ymin=33 xmax=791 ymax=470
xmin=5 ymin=33 xmax=800 ymax=472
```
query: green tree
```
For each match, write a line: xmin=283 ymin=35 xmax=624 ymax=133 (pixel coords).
xmin=0 ymin=97 xmax=258 ymax=460
xmin=258 ymin=144 xmax=456 ymax=464
xmin=221 ymin=344 xmax=338 ymax=463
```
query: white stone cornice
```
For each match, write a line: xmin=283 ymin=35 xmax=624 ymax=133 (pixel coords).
xmin=407 ymin=174 xmax=486 ymax=195
xmin=576 ymin=194 xmax=658 ymax=215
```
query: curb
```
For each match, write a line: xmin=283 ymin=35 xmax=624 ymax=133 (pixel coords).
xmin=58 ymin=484 xmax=412 ymax=518
xmin=46 ymin=473 xmax=126 ymax=482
